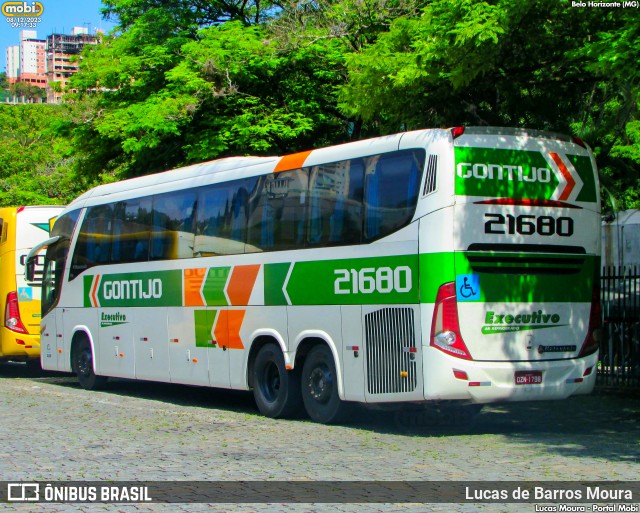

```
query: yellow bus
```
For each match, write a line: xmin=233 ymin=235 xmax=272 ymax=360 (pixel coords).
xmin=0 ymin=206 xmax=64 ymax=364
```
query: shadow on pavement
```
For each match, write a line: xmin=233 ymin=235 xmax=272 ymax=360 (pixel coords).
xmin=4 ymin=361 xmax=639 ymax=463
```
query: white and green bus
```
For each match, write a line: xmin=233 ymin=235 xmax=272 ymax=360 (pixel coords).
xmin=28 ymin=127 xmax=602 ymax=423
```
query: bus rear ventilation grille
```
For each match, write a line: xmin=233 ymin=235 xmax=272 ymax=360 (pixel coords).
xmin=365 ymin=307 xmax=417 ymax=395
xmin=422 ymin=155 xmax=438 ymax=196
xmin=465 ymin=244 xmax=587 ymax=275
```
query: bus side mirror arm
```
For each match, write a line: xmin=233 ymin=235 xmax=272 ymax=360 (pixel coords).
xmin=25 ymin=236 xmax=60 ymax=281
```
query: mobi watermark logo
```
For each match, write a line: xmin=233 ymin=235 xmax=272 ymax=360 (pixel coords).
xmin=2 ymin=1 xmax=44 ymax=16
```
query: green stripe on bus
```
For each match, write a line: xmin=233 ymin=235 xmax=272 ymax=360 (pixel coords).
xmin=569 ymin=154 xmax=598 ymax=203
xmin=267 ymin=255 xmax=420 ymax=306
xmin=83 ymin=275 xmax=94 ymax=307
xmin=86 ymin=270 xmax=183 ymax=307
xmin=454 ymin=147 xmax=558 ymax=200
xmin=419 ymin=252 xmax=597 ymax=304
xmin=202 ymin=267 xmax=230 ymax=306
xmin=419 ymin=252 xmax=455 ymax=303
xmin=264 ymin=263 xmax=291 ymax=306
xmin=194 ymin=309 xmax=217 ymax=347
xmin=454 ymin=252 xmax=597 ymax=303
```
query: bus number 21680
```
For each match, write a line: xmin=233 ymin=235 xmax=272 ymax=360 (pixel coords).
xmin=334 ymin=266 xmax=412 ymax=295
xmin=484 ymin=213 xmax=574 ymax=237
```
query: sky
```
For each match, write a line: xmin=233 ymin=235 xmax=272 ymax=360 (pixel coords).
xmin=1 ymin=0 xmax=117 ymax=73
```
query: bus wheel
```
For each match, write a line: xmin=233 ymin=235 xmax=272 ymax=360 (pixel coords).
xmin=73 ymin=338 xmax=107 ymax=390
xmin=252 ymin=343 xmax=301 ymax=418
xmin=301 ymin=345 xmax=348 ymax=424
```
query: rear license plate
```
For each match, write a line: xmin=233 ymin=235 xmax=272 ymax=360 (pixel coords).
xmin=515 ymin=371 xmax=543 ymax=385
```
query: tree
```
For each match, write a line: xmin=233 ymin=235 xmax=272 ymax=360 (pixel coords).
xmin=68 ymin=0 xmax=350 ymax=180
xmin=0 ymin=105 xmax=90 ymax=206
xmin=8 ymin=82 xmax=46 ymax=102
xmin=335 ymin=0 xmax=639 ymax=208
xmin=572 ymin=9 xmax=640 ymax=210
xmin=54 ymin=0 xmax=639 ymax=210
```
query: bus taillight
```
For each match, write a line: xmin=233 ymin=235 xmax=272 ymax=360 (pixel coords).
xmin=5 ymin=291 xmax=28 ymax=334
xmin=451 ymin=126 xmax=465 ymax=140
xmin=578 ymin=286 xmax=602 ymax=357
xmin=572 ymin=136 xmax=587 ymax=149
xmin=430 ymin=282 xmax=473 ymax=360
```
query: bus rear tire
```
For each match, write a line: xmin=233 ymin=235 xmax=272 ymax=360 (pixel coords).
xmin=73 ymin=337 xmax=107 ymax=391
xmin=252 ymin=343 xmax=302 ymax=418
xmin=301 ymin=345 xmax=348 ymax=424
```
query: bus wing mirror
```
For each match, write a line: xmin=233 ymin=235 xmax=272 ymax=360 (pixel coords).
xmin=26 ymin=257 xmax=36 ymax=282
xmin=25 ymin=236 xmax=60 ymax=281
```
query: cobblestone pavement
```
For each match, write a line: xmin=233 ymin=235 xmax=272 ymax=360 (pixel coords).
xmin=0 ymin=362 xmax=638 ymax=513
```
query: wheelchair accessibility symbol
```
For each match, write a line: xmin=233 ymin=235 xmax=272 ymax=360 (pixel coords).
xmin=456 ymin=274 xmax=480 ymax=301
xmin=18 ymin=287 xmax=33 ymax=302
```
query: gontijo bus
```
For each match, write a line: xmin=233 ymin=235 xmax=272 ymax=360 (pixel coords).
xmin=0 ymin=205 xmax=63 ymax=364
xmin=27 ymin=127 xmax=601 ymax=423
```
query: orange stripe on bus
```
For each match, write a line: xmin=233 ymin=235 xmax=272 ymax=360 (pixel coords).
xmin=213 ymin=310 xmax=246 ymax=350
xmin=273 ymin=150 xmax=312 ymax=173
xmin=184 ymin=268 xmax=207 ymax=306
xmin=226 ymin=310 xmax=246 ymax=349
xmin=226 ymin=264 xmax=260 ymax=306
xmin=214 ymin=310 xmax=228 ymax=347
xmin=549 ymin=152 xmax=575 ymax=201
xmin=91 ymin=275 xmax=100 ymax=307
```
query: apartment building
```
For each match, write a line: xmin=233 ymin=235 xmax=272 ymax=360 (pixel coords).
xmin=4 ymin=27 xmax=99 ymax=103
xmin=6 ymin=46 xmax=20 ymax=84
xmin=20 ymin=31 xmax=47 ymax=88
xmin=46 ymin=27 xmax=99 ymax=103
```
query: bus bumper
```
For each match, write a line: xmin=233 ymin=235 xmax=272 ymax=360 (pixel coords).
xmin=423 ymin=346 xmax=599 ymax=403
xmin=0 ymin=329 xmax=40 ymax=360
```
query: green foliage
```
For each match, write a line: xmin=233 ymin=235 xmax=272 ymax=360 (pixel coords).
xmin=173 ymin=21 xmax=348 ymax=161
xmin=337 ymin=0 xmax=639 ymax=208
xmin=8 ymin=82 xmax=46 ymax=101
xmin=1 ymin=0 xmax=638 ymax=211
xmin=0 ymin=105 xmax=90 ymax=206
xmin=571 ymin=9 xmax=640 ymax=210
xmin=68 ymin=6 xmax=350 ymax=179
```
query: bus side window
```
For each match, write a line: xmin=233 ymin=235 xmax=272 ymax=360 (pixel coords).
xmin=247 ymin=169 xmax=308 ymax=252
xmin=69 ymin=204 xmax=114 ymax=280
xmin=150 ymin=189 xmax=197 ymax=260
xmin=194 ymin=181 xmax=250 ymax=257
xmin=0 ymin=218 xmax=5 ymax=244
xmin=308 ymin=159 xmax=364 ymax=247
xmin=111 ymin=198 xmax=152 ymax=264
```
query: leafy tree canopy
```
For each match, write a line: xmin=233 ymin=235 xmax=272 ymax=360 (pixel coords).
xmin=0 ymin=105 xmax=93 ymax=206
xmin=3 ymin=0 xmax=638 ymax=211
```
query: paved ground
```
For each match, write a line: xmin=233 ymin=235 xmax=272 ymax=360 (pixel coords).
xmin=0 ymin=362 xmax=638 ymax=513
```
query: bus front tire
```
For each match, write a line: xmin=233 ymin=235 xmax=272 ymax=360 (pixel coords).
xmin=73 ymin=338 xmax=107 ymax=391
xmin=301 ymin=345 xmax=348 ymax=424
xmin=252 ymin=343 xmax=301 ymax=419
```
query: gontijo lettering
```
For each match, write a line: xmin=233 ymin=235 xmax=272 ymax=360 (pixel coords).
xmin=2 ymin=1 xmax=43 ymax=16
xmin=456 ymin=162 xmax=552 ymax=183
xmin=103 ymin=279 xmax=162 ymax=300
